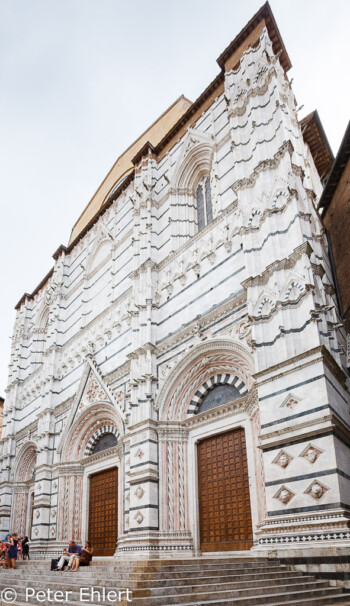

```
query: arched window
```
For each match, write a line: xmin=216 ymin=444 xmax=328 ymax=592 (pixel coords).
xmin=91 ymin=432 xmax=118 ymax=455
xmin=196 ymin=383 xmax=242 ymax=414
xmin=196 ymin=176 xmax=213 ymax=231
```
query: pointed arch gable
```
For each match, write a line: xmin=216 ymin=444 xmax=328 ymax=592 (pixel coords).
xmin=156 ymin=338 xmax=254 ymax=422
xmin=12 ymin=441 xmax=37 ymax=482
xmin=85 ymin=236 xmax=112 ymax=278
xmin=37 ymin=306 xmax=49 ymax=330
xmin=57 ymin=355 xmax=125 ymax=457
xmin=173 ymin=129 xmax=214 ymax=191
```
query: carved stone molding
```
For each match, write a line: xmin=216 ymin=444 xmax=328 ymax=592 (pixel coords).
xmin=156 ymin=338 xmax=253 ymax=415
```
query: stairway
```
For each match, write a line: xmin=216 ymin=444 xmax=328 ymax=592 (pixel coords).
xmin=2 ymin=557 xmax=350 ymax=606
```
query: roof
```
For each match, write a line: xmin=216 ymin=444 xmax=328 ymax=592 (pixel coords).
xmin=68 ymin=95 xmax=192 ymax=244
xmin=318 ymin=121 xmax=350 ymax=211
xmin=300 ymin=110 xmax=334 ymax=181
xmin=217 ymin=1 xmax=291 ymax=73
xmin=70 ymin=2 xmax=290 ymax=245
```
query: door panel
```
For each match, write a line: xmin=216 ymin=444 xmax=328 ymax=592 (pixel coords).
xmin=88 ymin=467 xmax=118 ymax=556
xmin=198 ymin=428 xmax=253 ymax=551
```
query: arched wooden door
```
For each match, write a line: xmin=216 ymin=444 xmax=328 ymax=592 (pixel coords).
xmin=197 ymin=427 xmax=253 ymax=551
xmin=88 ymin=467 xmax=118 ymax=556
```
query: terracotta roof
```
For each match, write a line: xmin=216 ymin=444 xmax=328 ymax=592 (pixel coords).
xmin=217 ymin=1 xmax=291 ymax=73
xmin=300 ymin=111 xmax=334 ymax=181
xmin=318 ymin=121 xmax=350 ymax=211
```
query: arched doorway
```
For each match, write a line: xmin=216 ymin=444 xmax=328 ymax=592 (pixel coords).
xmin=59 ymin=402 xmax=123 ymax=550
xmin=12 ymin=443 xmax=37 ymax=538
xmin=156 ymin=338 xmax=259 ymax=553
xmin=197 ymin=427 xmax=253 ymax=551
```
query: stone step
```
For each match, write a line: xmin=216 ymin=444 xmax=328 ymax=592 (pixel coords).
xmin=8 ymin=562 xmax=286 ymax=579
xmin=129 ymin=582 xmax=340 ymax=605
xmin=2 ymin=569 xmax=304 ymax=589
xmin=14 ymin=560 xmax=278 ymax=572
xmin=166 ymin=596 xmax=350 ymax=606
xmin=7 ymin=556 xmax=350 ymax=606
xmin=9 ymin=586 xmax=349 ymax=606
xmin=0 ymin=573 xmax=313 ymax=594
xmin=14 ymin=557 xmax=261 ymax=571
xmin=133 ymin=576 xmax=322 ymax=598
xmin=11 ymin=581 xmax=336 ymax=606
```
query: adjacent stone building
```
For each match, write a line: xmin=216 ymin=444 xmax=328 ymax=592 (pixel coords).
xmin=319 ymin=121 xmax=350 ymax=367
xmin=1 ymin=2 xmax=349 ymax=559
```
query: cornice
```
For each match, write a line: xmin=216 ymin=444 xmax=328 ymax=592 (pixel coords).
xmin=55 ymin=462 xmax=84 ymax=475
xmin=80 ymin=444 xmax=120 ymax=466
xmin=156 ymin=289 xmax=247 ymax=356
xmin=259 ymin=415 xmax=333 ymax=447
xmin=217 ymin=2 xmax=291 ymax=72
xmin=104 ymin=361 xmax=131 ymax=385
xmin=231 ymin=140 xmax=294 ymax=193
xmin=242 ymin=242 xmax=313 ymax=290
xmin=13 ymin=421 xmax=38 ymax=443
xmin=253 ymin=345 xmax=324 ymax=384
xmin=321 ymin=344 xmax=348 ymax=389
xmin=157 ymin=199 xmax=238 ymax=270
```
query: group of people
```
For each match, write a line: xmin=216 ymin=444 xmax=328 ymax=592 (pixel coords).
xmin=0 ymin=533 xmax=30 ymax=569
xmin=0 ymin=534 xmax=93 ymax=571
xmin=52 ymin=541 xmax=93 ymax=572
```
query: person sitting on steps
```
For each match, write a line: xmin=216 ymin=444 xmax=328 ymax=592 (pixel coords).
xmin=55 ymin=540 xmax=82 ymax=571
xmin=69 ymin=542 xmax=93 ymax=571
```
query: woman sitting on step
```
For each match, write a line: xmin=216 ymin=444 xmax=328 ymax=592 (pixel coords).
xmin=70 ymin=542 xmax=93 ymax=572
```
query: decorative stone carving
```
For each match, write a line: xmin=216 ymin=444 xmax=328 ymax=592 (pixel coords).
xmin=35 ymin=510 xmax=40 ymax=519
xmin=134 ymin=511 xmax=144 ymax=525
xmin=274 ymin=485 xmax=295 ymax=505
xmin=50 ymin=526 xmax=56 ymax=537
xmin=134 ymin=486 xmax=145 ymax=500
xmin=300 ymin=444 xmax=323 ymax=464
xmin=79 ymin=377 xmax=106 ymax=411
xmin=135 ymin=448 xmax=144 ymax=460
xmin=280 ymin=393 xmax=301 ymax=410
xmin=273 ymin=450 xmax=293 ymax=469
xmin=305 ymin=480 xmax=329 ymax=501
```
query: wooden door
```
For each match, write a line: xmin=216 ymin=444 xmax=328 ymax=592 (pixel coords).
xmin=88 ymin=467 xmax=118 ymax=556
xmin=198 ymin=428 xmax=253 ymax=551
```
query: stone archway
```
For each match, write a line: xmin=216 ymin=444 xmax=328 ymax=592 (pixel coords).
xmin=156 ymin=338 xmax=254 ymax=421
xmin=156 ymin=338 xmax=259 ymax=551
xmin=11 ymin=442 xmax=37 ymax=537
xmin=58 ymin=402 xmax=123 ymax=548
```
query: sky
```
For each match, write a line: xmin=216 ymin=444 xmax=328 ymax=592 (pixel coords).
xmin=0 ymin=0 xmax=349 ymax=396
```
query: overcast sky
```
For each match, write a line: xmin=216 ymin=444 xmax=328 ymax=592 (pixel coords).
xmin=1 ymin=0 xmax=349 ymax=396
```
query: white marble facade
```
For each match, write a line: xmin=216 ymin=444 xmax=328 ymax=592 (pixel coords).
xmin=1 ymin=25 xmax=349 ymax=558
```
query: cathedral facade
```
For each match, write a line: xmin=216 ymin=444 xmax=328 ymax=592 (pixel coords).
xmin=1 ymin=3 xmax=349 ymax=559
